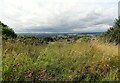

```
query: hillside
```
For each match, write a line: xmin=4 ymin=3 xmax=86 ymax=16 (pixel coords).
xmin=2 ymin=37 xmax=119 ymax=81
xmin=1 ymin=20 xmax=120 ymax=82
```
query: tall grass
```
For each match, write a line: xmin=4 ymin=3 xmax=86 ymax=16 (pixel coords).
xmin=2 ymin=39 xmax=120 ymax=82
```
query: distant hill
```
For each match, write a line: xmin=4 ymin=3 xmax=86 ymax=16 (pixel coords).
xmin=17 ymin=32 xmax=102 ymax=37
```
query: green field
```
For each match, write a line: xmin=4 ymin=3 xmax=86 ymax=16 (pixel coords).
xmin=2 ymin=38 xmax=119 ymax=82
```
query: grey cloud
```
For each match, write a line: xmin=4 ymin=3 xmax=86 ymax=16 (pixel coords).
xmin=1 ymin=0 xmax=118 ymax=33
xmin=20 ymin=10 xmax=115 ymax=33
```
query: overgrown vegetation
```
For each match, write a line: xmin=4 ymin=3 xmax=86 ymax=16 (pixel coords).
xmin=2 ymin=38 xmax=119 ymax=82
xmin=1 ymin=17 xmax=120 ymax=82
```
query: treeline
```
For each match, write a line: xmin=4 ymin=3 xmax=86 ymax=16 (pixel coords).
xmin=1 ymin=21 xmax=92 ymax=46
xmin=16 ymin=35 xmax=90 ymax=46
xmin=101 ymin=17 xmax=120 ymax=45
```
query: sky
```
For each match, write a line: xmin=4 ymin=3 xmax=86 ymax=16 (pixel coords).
xmin=0 ymin=0 xmax=119 ymax=33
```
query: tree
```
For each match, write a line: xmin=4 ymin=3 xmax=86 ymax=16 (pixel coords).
xmin=102 ymin=17 xmax=120 ymax=45
xmin=0 ymin=21 xmax=17 ymax=38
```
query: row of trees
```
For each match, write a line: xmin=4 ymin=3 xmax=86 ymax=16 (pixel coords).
xmin=101 ymin=17 xmax=120 ymax=45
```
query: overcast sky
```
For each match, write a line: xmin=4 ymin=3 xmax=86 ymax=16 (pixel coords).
xmin=0 ymin=0 xmax=119 ymax=33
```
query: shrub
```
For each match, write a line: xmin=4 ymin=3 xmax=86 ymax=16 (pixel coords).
xmin=0 ymin=21 xmax=17 ymax=39
xmin=101 ymin=17 xmax=120 ymax=45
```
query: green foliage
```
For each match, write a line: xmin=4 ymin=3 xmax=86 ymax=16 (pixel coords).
xmin=102 ymin=17 xmax=120 ymax=44
xmin=0 ymin=21 xmax=17 ymax=39
xmin=1 ymin=19 xmax=120 ymax=81
xmin=78 ymin=36 xmax=90 ymax=42
xmin=2 ymin=39 xmax=119 ymax=81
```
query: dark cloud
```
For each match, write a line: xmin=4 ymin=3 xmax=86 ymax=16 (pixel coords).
xmin=19 ymin=11 xmax=115 ymax=33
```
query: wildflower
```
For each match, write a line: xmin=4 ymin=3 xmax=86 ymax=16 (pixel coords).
xmin=28 ymin=72 xmax=33 ymax=78
xmin=24 ymin=69 xmax=33 ymax=78
xmin=48 ymin=77 xmax=52 ymax=80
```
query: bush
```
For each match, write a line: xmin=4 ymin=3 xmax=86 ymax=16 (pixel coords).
xmin=102 ymin=17 xmax=120 ymax=45
xmin=0 ymin=21 xmax=17 ymax=38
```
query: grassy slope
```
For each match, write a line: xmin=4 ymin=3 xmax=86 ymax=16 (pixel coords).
xmin=2 ymin=39 xmax=120 ymax=81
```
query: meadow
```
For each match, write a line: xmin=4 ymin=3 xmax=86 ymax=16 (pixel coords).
xmin=2 ymin=37 xmax=120 ymax=82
